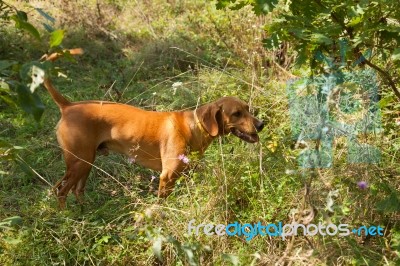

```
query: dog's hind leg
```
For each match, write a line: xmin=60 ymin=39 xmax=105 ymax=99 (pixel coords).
xmin=72 ymin=173 xmax=89 ymax=205
xmin=56 ymin=151 xmax=95 ymax=209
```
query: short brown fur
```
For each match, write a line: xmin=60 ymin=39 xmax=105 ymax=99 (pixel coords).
xmin=42 ymin=49 xmax=264 ymax=208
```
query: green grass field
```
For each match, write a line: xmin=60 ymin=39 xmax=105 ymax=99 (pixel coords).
xmin=1 ymin=0 xmax=399 ymax=265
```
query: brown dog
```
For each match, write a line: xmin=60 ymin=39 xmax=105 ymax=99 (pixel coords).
xmin=42 ymin=52 xmax=264 ymax=209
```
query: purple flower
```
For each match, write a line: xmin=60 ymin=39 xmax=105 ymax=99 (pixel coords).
xmin=357 ymin=181 xmax=368 ymax=190
xmin=128 ymin=157 xmax=135 ymax=164
xmin=151 ymin=175 xmax=157 ymax=182
xmin=178 ymin=154 xmax=189 ymax=164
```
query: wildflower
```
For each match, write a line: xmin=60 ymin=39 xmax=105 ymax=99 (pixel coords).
xmin=178 ymin=154 xmax=190 ymax=164
xmin=357 ymin=181 xmax=368 ymax=190
xmin=128 ymin=157 xmax=135 ymax=164
xmin=150 ymin=175 xmax=157 ymax=182
xmin=285 ymin=169 xmax=296 ymax=175
xmin=172 ymin=82 xmax=182 ymax=95
xmin=172 ymin=82 xmax=183 ymax=88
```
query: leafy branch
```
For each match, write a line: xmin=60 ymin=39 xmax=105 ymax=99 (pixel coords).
xmin=0 ymin=0 xmax=67 ymax=121
xmin=216 ymin=0 xmax=400 ymax=100
xmin=313 ymin=0 xmax=400 ymax=100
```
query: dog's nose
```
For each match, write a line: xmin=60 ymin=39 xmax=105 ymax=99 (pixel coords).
xmin=255 ymin=120 xmax=264 ymax=132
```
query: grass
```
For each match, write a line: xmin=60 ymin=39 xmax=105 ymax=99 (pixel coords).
xmin=1 ymin=0 xmax=399 ymax=265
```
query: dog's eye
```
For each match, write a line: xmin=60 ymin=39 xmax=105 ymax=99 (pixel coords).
xmin=233 ymin=111 xmax=242 ymax=117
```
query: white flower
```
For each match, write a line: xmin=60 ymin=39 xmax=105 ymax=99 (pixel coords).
xmin=172 ymin=82 xmax=183 ymax=88
xmin=172 ymin=82 xmax=183 ymax=95
xmin=285 ymin=169 xmax=296 ymax=175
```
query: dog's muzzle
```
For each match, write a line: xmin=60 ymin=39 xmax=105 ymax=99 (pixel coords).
xmin=255 ymin=119 xmax=264 ymax=132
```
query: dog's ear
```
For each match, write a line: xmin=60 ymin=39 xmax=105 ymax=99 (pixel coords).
xmin=197 ymin=103 xmax=221 ymax=137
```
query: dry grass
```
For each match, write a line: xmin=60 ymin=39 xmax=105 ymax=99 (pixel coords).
xmin=0 ymin=0 xmax=399 ymax=265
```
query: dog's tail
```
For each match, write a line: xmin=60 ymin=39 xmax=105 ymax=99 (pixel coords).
xmin=42 ymin=48 xmax=84 ymax=109
xmin=43 ymin=78 xmax=71 ymax=109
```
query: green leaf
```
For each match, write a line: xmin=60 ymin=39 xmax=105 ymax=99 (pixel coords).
xmin=15 ymin=83 xmax=45 ymax=121
xmin=263 ymin=33 xmax=281 ymax=50
xmin=230 ymin=1 xmax=248 ymax=10
xmin=216 ymin=0 xmax=278 ymax=14
xmin=42 ymin=23 xmax=55 ymax=33
xmin=98 ymin=235 xmax=111 ymax=244
xmin=10 ymin=15 xmax=41 ymax=41
xmin=253 ymin=0 xmax=278 ymax=15
xmin=152 ymin=236 xmax=163 ymax=262
xmin=222 ymin=254 xmax=240 ymax=265
xmin=20 ymin=22 xmax=41 ymax=40
xmin=2 ymin=216 xmax=23 ymax=226
xmin=351 ymin=4 xmax=365 ymax=15
xmin=0 ymin=95 xmax=17 ymax=108
xmin=35 ymin=8 xmax=55 ymax=23
xmin=289 ymin=28 xmax=310 ymax=40
xmin=19 ymin=61 xmax=50 ymax=84
xmin=310 ymin=33 xmax=332 ymax=45
xmin=347 ymin=16 xmax=363 ymax=27
xmin=0 ymin=140 xmax=24 ymax=161
xmin=377 ymin=191 xmax=400 ymax=213
xmin=294 ymin=43 xmax=308 ymax=67
xmin=0 ymin=79 xmax=10 ymax=90
xmin=391 ymin=48 xmax=400 ymax=62
xmin=391 ymin=230 xmax=400 ymax=253
xmin=0 ymin=60 xmax=18 ymax=72
xmin=216 ymin=0 xmax=235 ymax=10
xmin=19 ymin=61 xmax=40 ymax=82
xmin=378 ymin=95 xmax=394 ymax=108
xmin=50 ymin=29 xmax=65 ymax=48
xmin=182 ymin=245 xmax=198 ymax=266
xmin=2 ymin=236 xmax=22 ymax=245
xmin=16 ymin=11 xmax=27 ymax=22
xmin=0 ymin=216 xmax=23 ymax=229
xmin=0 ymin=139 xmax=12 ymax=148
xmin=15 ymin=158 xmax=34 ymax=176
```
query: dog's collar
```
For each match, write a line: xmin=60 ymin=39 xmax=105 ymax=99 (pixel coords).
xmin=194 ymin=110 xmax=211 ymax=138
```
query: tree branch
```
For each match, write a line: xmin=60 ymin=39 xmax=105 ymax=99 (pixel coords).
xmin=362 ymin=58 xmax=400 ymax=100
xmin=314 ymin=0 xmax=400 ymax=100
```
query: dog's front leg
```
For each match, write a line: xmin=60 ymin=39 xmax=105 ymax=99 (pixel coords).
xmin=158 ymin=168 xmax=180 ymax=197
xmin=157 ymin=152 xmax=186 ymax=197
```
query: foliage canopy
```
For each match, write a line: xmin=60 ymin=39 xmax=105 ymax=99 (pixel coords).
xmin=217 ymin=0 xmax=400 ymax=99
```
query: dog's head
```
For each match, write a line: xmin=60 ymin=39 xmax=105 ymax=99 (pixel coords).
xmin=196 ymin=96 xmax=264 ymax=143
